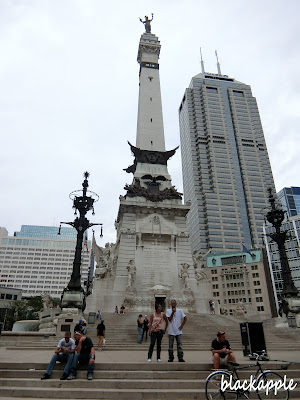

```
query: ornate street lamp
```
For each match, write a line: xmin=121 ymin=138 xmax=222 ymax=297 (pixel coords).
xmin=59 ymin=172 xmax=102 ymax=310
xmin=265 ymin=188 xmax=298 ymax=298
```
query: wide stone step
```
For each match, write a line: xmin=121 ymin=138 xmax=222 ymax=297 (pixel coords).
xmin=1 ymin=369 xmax=299 ymax=380
xmin=1 ymin=385 xmax=299 ymax=400
xmin=1 ymin=362 xmax=299 ymax=399
xmin=0 ymin=377 xmax=204 ymax=389
xmin=0 ymin=387 xmax=207 ymax=400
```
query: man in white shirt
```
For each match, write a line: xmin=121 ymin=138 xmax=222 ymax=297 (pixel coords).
xmin=41 ymin=331 xmax=76 ymax=380
xmin=166 ymin=299 xmax=187 ymax=362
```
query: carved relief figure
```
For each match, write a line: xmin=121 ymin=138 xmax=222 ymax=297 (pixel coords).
xmin=126 ymin=260 xmax=137 ymax=287
xmin=195 ymin=268 xmax=208 ymax=282
xmin=180 ymin=263 xmax=190 ymax=289
xmin=192 ymin=248 xmax=211 ymax=282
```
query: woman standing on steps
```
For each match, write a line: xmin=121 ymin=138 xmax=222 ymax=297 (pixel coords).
xmin=147 ymin=303 xmax=168 ymax=362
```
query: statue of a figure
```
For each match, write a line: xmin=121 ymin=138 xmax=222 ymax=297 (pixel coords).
xmin=195 ymin=267 xmax=208 ymax=282
xmin=42 ymin=294 xmax=53 ymax=311
xmin=92 ymin=232 xmax=115 ymax=279
xmin=180 ymin=263 xmax=190 ymax=289
xmin=192 ymin=248 xmax=212 ymax=269
xmin=139 ymin=14 xmax=154 ymax=33
xmin=126 ymin=259 xmax=136 ymax=287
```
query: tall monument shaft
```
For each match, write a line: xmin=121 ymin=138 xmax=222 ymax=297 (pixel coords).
xmin=136 ymin=33 xmax=165 ymax=152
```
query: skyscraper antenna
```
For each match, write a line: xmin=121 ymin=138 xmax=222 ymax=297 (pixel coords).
xmin=200 ymin=47 xmax=205 ymax=73
xmin=215 ymin=50 xmax=222 ymax=75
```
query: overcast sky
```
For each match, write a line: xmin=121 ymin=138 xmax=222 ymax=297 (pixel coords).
xmin=0 ymin=0 xmax=299 ymax=246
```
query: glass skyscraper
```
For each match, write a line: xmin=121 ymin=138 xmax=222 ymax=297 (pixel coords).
xmin=14 ymin=225 xmax=77 ymax=240
xmin=179 ymin=71 xmax=276 ymax=254
xmin=277 ymin=186 xmax=300 ymax=217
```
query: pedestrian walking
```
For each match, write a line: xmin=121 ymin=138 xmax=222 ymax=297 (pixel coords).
xmin=96 ymin=320 xmax=105 ymax=351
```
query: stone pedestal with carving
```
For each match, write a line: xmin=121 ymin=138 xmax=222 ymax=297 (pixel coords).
xmin=39 ymin=309 xmax=61 ymax=333
xmin=85 ymin=197 xmax=213 ymax=314
xmin=56 ymin=308 xmax=82 ymax=335
xmin=60 ymin=290 xmax=85 ymax=310
xmin=124 ymin=287 xmax=138 ymax=311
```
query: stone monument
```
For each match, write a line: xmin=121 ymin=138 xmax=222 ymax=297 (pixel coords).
xmin=87 ymin=18 xmax=213 ymax=313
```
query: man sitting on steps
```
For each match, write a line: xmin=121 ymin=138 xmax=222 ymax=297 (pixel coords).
xmin=41 ymin=331 xmax=75 ymax=380
xmin=67 ymin=331 xmax=95 ymax=381
xmin=211 ymin=330 xmax=237 ymax=369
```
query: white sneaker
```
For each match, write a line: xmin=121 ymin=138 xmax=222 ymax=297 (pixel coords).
xmin=157 ymin=359 xmax=162 ymax=362
xmin=147 ymin=359 xmax=151 ymax=363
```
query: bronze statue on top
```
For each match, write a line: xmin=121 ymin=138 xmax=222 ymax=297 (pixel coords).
xmin=139 ymin=14 xmax=154 ymax=33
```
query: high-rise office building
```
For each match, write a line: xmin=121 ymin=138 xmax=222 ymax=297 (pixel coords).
xmin=277 ymin=186 xmax=300 ymax=217
xmin=179 ymin=69 xmax=276 ymax=254
xmin=0 ymin=225 xmax=91 ymax=297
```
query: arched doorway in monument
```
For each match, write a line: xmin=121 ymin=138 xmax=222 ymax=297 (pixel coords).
xmin=155 ymin=295 xmax=166 ymax=311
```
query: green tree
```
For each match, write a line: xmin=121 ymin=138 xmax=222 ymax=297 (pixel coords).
xmin=27 ymin=296 xmax=43 ymax=312
xmin=5 ymin=296 xmax=44 ymax=330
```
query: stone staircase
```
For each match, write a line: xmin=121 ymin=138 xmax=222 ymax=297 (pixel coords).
xmin=1 ymin=312 xmax=300 ymax=352
xmin=0 ymin=361 xmax=299 ymax=399
xmin=1 ymin=312 xmax=300 ymax=399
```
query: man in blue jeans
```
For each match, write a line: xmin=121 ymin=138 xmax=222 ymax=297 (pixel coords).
xmin=67 ymin=331 xmax=95 ymax=380
xmin=41 ymin=331 xmax=75 ymax=380
xmin=166 ymin=299 xmax=187 ymax=362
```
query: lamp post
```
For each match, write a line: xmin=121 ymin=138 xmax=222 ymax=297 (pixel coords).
xmin=265 ymin=188 xmax=298 ymax=298
xmin=59 ymin=172 xmax=102 ymax=310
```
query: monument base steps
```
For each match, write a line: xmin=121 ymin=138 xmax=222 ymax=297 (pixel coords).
xmin=0 ymin=362 xmax=299 ymax=399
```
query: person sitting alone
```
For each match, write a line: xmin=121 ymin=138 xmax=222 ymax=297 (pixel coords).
xmin=41 ymin=331 xmax=75 ymax=380
xmin=120 ymin=304 xmax=125 ymax=314
xmin=114 ymin=306 xmax=119 ymax=314
xmin=211 ymin=330 xmax=236 ymax=369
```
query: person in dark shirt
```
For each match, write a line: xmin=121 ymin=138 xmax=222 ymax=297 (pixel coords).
xmin=96 ymin=320 xmax=106 ymax=351
xmin=120 ymin=304 xmax=126 ymax=314
xmin=142 ymin=315 xmax=149 ymax=342
xmin=211 ymin=330 xmax=236 ymax=369
xmin=67 ymin=331 xmax=95 ymax=380
xmin=74 ymin=321 xmax=83 ymax=333
xmin=137 ymin=314 xmax=143 ymax=343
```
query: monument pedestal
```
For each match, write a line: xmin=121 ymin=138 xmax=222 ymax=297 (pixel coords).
xmin=60 ymin=290 xmax=85 ymax=310
xmin=124 ymin=287 xmax=137 ymax=311
xmin=56 ymin=308 xmax=82 ymax=335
